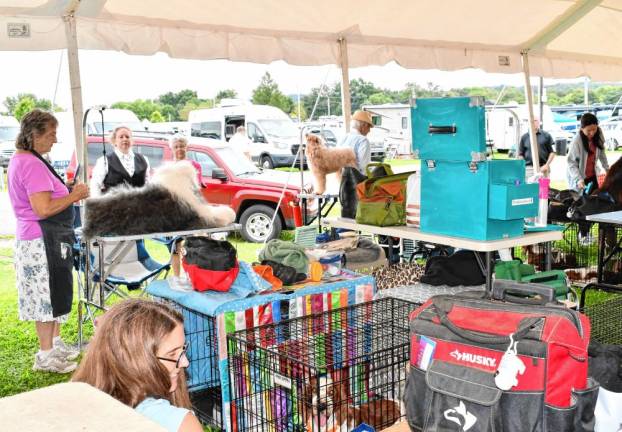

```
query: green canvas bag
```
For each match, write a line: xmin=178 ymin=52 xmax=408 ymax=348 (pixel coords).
xmin=355 ymin=170 xmax=412 ymax=227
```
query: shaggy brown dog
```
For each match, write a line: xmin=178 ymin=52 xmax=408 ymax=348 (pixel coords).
xmin=306 ymin=134 xmax=357 ymax=194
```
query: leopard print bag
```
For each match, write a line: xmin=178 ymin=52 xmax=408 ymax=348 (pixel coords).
xmin=372 ymin=262 xmax=425 ymax=291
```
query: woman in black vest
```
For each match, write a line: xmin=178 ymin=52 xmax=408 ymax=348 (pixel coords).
xmin=90 ymin=126 xmax=150 ymax=196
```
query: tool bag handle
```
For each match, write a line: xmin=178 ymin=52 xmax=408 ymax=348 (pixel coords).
xmin=492 ymin=280 xmax=555 ymax=305
xmin=431 ymin=298 xmax=543 ymax=345
xmin=365 ymin=162 xmax=394 ymax=177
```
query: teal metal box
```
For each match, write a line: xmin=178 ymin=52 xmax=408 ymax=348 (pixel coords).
xmin=489 ymin=183 xmax=538 ymax=220
xmin=420 ymin=159 xmax=538 ymax=240
xmin=411 ymin=96 xmax=486 ymax=161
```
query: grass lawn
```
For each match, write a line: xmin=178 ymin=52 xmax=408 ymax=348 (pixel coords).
xmin=0 ymin=241 xmax=77 ymax=397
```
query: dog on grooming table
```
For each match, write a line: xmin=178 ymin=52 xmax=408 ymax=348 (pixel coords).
xmin=305 ymin=134 xmax=357 ymax=194
xmin=83 ymin=161 xmax=236 ymax=238
xmin=306 ymin=111 xmax=375 ymax=194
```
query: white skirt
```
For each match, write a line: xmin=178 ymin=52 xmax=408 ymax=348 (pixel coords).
xmin=14 ymin=238 xmax=68 ymax=322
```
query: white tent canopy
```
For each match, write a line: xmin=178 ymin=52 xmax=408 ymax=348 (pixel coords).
xmin=1 ymin=0 xmax=622 ymax=79
xmin=1 ymin=0 xmax=621 ymax=173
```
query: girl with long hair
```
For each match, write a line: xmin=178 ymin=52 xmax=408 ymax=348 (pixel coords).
xmin=73 ymin=299 xmax=202 ymax=432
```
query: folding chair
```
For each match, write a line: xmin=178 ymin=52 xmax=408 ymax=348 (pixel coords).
xmin=76 ymin=235 xmax=170 ymax=342
xmin=90 ymin=239 xmax=170 ymax=298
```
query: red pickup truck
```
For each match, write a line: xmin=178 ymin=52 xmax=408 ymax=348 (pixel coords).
xmin=66 ymin=133 xmax=316 ymax=242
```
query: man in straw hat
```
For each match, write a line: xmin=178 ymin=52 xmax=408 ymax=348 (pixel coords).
xmin=338 ymin=110 xmax=374 ymax=172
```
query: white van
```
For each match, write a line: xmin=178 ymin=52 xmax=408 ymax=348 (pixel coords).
xmin=188 ymin=104 xmax=302 ymax=169
xmin=0 ymin=115 xmax=20 ymax=167
xmin=148 ymin=121 xmax=190 ymax=135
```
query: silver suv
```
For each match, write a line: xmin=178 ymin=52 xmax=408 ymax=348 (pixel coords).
xmin=0 ymin=116 xmax=19 ymax=167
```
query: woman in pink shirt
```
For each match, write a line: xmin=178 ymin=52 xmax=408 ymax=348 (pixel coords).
xmin=8 ymin=109 xmax=89 ymax=373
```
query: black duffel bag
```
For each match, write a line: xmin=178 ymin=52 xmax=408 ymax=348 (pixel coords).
xmin=419 ymin=250 xmax=486 ymax=287
xmin=548 ymin=188 xmax=580 ymax=222
xmin=182 ymin=237 xmax=239 ymax=292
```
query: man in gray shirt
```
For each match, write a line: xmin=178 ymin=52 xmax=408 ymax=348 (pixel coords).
xmin=338 ymin=110 xmax=373 ymax=172
xmin=517 ymin=117 xmax=556 ymax=179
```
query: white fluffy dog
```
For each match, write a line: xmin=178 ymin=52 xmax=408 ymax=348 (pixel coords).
xmin=152 ymin=161 xmax=236 ymax=227
xmin=83 ymin=161 xmax=236 ymax=238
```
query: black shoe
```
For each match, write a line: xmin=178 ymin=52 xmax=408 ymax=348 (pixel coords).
xmin=261 ymin=260 xmax=303 ymax=285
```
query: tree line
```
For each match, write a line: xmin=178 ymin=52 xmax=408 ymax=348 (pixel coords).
xmin=4 ymin=73 xmax=622 ymax=122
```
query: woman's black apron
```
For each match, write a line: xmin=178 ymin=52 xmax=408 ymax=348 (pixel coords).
xmin=31 ymin=151 xmax=76 ymax=317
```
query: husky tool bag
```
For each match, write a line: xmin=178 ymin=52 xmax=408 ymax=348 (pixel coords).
xmin=404 ymin=280 xmax=599 ymax=432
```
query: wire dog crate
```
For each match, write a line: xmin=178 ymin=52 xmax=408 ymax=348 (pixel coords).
xmin=581 ymin=285 xmax=622 ymax=345
xmin=515 ymin=223 xmax=622 ymax=287
xmin=227 ymin=297 xmax=418 ymax=432
xmin=161 ymin=300 xmax=224 ymax=429
xmin=514 ymin=223 xmax=599 ymax=271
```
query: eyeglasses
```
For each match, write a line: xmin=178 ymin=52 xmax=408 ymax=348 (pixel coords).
xmin=156 ymin=343 xmax=188 ymax=369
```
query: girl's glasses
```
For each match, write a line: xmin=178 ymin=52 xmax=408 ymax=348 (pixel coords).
xmin=156 ymin=343 xmax=188 ymax=368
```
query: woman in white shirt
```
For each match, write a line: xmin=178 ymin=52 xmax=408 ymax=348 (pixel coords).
xmin=90 ymin=126 xmax=150 ymax=197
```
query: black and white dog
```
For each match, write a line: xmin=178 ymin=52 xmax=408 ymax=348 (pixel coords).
xmin=83 ymin=161 xmax=236 ymax=238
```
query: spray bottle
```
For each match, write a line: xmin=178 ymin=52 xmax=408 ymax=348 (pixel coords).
xmin=535 ymin=177 xmax=550 ymax=227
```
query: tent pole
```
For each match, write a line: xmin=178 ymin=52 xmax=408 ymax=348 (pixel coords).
xmin=538 ymin=76 xmax=544 ymax=129
xmin=338 ymin=37 xmax=351 ymax=132
xmin=62 ymin=0 xmax=88 ymax=348
xmin=63 ymin=9 xmax=85 ymax=185
xmin=521 ymin=50 xmax=540 ymax=174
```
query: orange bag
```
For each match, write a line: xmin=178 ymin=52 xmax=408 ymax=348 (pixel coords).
xmin=252 ymin=265 xmax=283 ymax=290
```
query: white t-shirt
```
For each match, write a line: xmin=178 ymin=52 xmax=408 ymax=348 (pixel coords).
xmin=228 ymin=132 xmax=252 ymax=155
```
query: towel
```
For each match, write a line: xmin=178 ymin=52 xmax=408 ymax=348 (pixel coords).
xmin=345 ymin=237 xmax=383 ymax=263
xmin=258 ymin=239 xmax=309 ymax=274
xmin=146 ymin=261 xmax=271 ymax=316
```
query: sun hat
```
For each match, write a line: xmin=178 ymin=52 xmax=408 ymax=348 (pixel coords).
xmin=351 ymin=110 xmax=374 ymax=126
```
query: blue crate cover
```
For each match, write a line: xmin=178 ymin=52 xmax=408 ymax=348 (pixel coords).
xmin=411 ymin=96 xmax=486 ymax=161
xmin=420 ymin=159 xmax=538 ymax=240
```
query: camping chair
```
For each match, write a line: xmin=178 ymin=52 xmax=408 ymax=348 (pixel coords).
xmin=75 ymin=235 xmax=170 ymax=330
xmin=89 ymin=238 xmax=170 ymax=300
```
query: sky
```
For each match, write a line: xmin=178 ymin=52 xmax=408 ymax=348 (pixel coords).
xmin=0 ymin=49 xmax=590 ymax=113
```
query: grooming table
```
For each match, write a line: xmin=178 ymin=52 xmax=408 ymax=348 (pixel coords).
xmin=0 ymin=382 xmax=165 ymax=432
xmin=584 ymin=211 xmax=622 ymax=292
xmin=323 ymin=217 xmax=562 ymax=294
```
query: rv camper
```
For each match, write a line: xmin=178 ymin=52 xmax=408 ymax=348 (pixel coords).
xmin=362 ymin=103 xmax=411 ymax=156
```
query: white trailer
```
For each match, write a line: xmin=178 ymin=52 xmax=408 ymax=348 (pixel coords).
xmin=486 ymin=104 xmax=573 ymax=155
xmin=361 ymin=103 xmax=412 ymax=156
